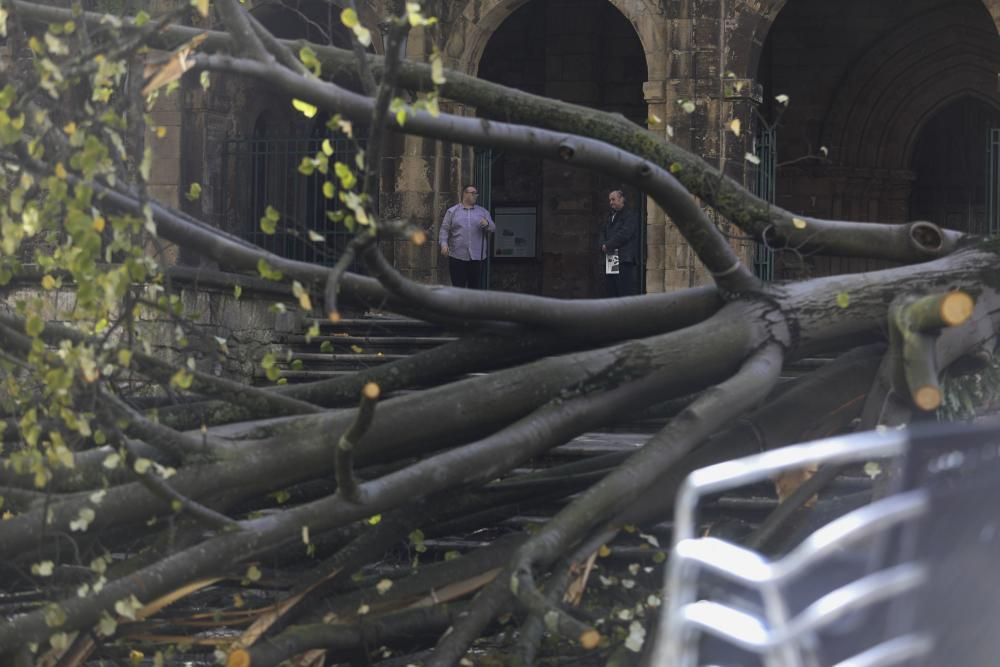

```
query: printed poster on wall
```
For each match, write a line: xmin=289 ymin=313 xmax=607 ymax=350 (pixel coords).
xmin=494 ymin=206 xmax=537 ymax=258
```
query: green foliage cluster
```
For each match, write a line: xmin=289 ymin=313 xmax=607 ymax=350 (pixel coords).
xmin=0 ymin=6 xmax=171 ymax=494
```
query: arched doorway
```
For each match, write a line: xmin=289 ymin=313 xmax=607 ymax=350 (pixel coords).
xmin=476 ymin=0 xmax=648 ymax=297
xmin=754 ymin=0 xmax=1000 ymax=278
xmin=910 ymin=97 xmax=1000 ymax=235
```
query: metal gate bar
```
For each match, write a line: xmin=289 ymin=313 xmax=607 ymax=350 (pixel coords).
xmin=988 ymin=128 xmax=1000 ymax=237
xmin=752 ymin=124 xmax=777 ymax=281
xmin=221 ymin=135 xmax=367 ymax=268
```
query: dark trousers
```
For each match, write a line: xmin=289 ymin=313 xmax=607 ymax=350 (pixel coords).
xmin=605 ymin=261 xmax=639 ymax=297
xmin=449 ymin=257 xmax=484 ymax=289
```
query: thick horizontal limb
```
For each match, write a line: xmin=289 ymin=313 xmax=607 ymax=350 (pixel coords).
xmin=505 ymin=341 xmax=785 ymax=648
xmin=0 ymin=308 xmax=758 ymax=647
xmin=13 ymin=1 xmax=965 ymax=264
xmin=192 ymin=53 xmax=755 ymax=291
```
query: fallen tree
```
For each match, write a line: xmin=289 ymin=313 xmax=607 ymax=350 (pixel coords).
xmin=0 ymin=1 xmax=998 ymax=666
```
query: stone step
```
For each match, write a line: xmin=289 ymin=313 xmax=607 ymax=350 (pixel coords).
xmin=289 ymin=352 xmax=409 ymax=364
xmin=281 ymin=334 xmax=457 ymax=347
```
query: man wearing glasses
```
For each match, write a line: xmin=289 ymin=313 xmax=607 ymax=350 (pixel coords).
xmin=439 ymin=185 xmax=496 ymax=289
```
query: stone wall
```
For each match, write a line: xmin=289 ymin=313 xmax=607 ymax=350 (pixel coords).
xmin=476 ymin=0 xmax=649 ymax=297
xmin=1 ymin=278 xmax=300 ymax=385
xmin=162 ymin=0 xmax=1000 ymax=295
xmin=754 ymin=0 xmax=1000 ymax=278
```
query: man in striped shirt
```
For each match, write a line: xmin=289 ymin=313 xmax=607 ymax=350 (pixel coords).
xmin=439 ymin=184 xmax=496 ymax=289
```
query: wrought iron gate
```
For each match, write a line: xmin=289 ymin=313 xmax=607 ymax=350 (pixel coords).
xmin=474 ymin=147 xmax=494 ymax=289
xmin=221 ymin=134 xmax=366 ymax=267
xmin=751 ymin=123 xmax=777 ymax=281
xmin=988 ymin=128 xmax=1000 ymax=237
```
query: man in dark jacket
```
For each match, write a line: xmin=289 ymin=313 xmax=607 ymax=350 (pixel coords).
xmin=599 ymin=190 xmax=640 ymax=296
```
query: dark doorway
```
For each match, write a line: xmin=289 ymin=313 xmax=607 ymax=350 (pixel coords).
xmin=756 ymin=0 xmax=1000 ymax=277
xmin=910 ymin=97 xmax=1000 ymax=235
xmin=477 ymin=0 xmax=648 ymax=297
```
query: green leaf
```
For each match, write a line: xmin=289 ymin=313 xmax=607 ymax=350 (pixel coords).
xmin=836 ymin=292 xmax=850 ymax=309
xmin=25 ymin=313 xmax=44 ymax=337
xmin=139 ymin=146 xmax=152 ymax=182
xmin=185 ymin=182 xmax=202 ymax=201
xmin=170 ymin=368 xmax=194 ymax=389
xmin=32 ymin=560 xmax=54 ymax=576
xmin=297 ymin=157 xmax=315 ymax=176
xmin=260 ymin=207 xmax=280 ymax=234
xmin=340 ymin=8 xmax=358 ymax=27
xmin=299 ymin=46 xmax=321 ymax=76
xmin=97 ymin=613 xmax=117 ymax=637
xmin=44 ymin=604 xmax=67 ymax=628
xmin=431 ymin=52 xmax=446 ymax=85
xmin=257 ymin=258 xmax=283 ymax=281
xmin=322 ymin=181 xmax=335 ymax=199
xmin=261 ymin=352 xmax=276 ymax=370
xmin=292 ymin=98 xmax=318 ymax=119
xmin=409 ymin=528 xmax=427 ymax=553
xmin=334 ymin=162 xmax=356 ymax=189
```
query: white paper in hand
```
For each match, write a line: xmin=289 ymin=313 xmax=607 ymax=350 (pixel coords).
xmin=605 ymin=251 xmax=620 ymax=275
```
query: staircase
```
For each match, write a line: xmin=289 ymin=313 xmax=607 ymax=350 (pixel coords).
xmin=263 ymin=312 xmax=833 ymax=393
xmin=266 ymin=313 xmax=457 ymax=383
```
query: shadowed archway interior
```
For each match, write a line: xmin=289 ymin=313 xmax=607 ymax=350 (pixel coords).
xmin=755 ymin=0 xmax=1000 ymax=279
xmin=476 ymin=0 xmax=648 ymax=298
xmin=910 ymin=96 xmax=1000 ymax=235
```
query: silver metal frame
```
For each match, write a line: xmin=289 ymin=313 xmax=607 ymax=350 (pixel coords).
xmin=649 ymin=429 xmax=934 ymax=667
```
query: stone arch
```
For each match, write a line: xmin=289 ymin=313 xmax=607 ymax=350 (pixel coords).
xmin=470 ymin=0 xmax=651 ymax=297
xmin=909 ymin=94 xmax=1000 ymax=232
xmin=446 ymin=0 xmax=657 ymax=77
xmin=902 ymin=91 xmax=1000 ymax=171
xmin=724 ymin=0 xmax=785 ymax=79
xmin=730 ymin=0 xmax=1000 ymax=83
xmin=819 ymin=5 xmax=1000 ymax=170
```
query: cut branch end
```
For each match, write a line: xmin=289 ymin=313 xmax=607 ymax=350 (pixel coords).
xmin=327 ymin=310 xmax=341 ymax=323
xmin=940 ymin=291 xmax=974 ymax=327
xmin=363 ymin=382 xmax=381 ymax=400
xmin=913 ymin=385 xmax=942 ymax=411
xmin=579 ymin=629 xmax=601 ymax=650
xmin=226 ymin=648 xmax=251 ymax=667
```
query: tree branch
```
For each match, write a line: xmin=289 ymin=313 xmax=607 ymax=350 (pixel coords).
xmin=10 ymin=1 xmax=964 ymax=263
xmin=214 ymin=0 xmax=271 ymax=63
xmin=192 ymin=53 xmax=756 ymax=291
xmin=335 ymin=382 xmax=380 ymax=503
xmin=890 ymin=291 xmax=976 ymax=410
xmin=506 ymin=338 xmax=785 ymax=648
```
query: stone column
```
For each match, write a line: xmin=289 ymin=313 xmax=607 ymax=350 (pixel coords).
xmin=379 ymin=29 xmax=465 ymax=285
xmin=643 ymin=79 xmax=670 ymax=293
xmin=652 ymin=5 xmax=737 ymax=291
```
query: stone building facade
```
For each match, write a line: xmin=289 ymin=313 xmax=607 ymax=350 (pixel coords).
xmin=158 ymin=0 xmax=1000 ymax=296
